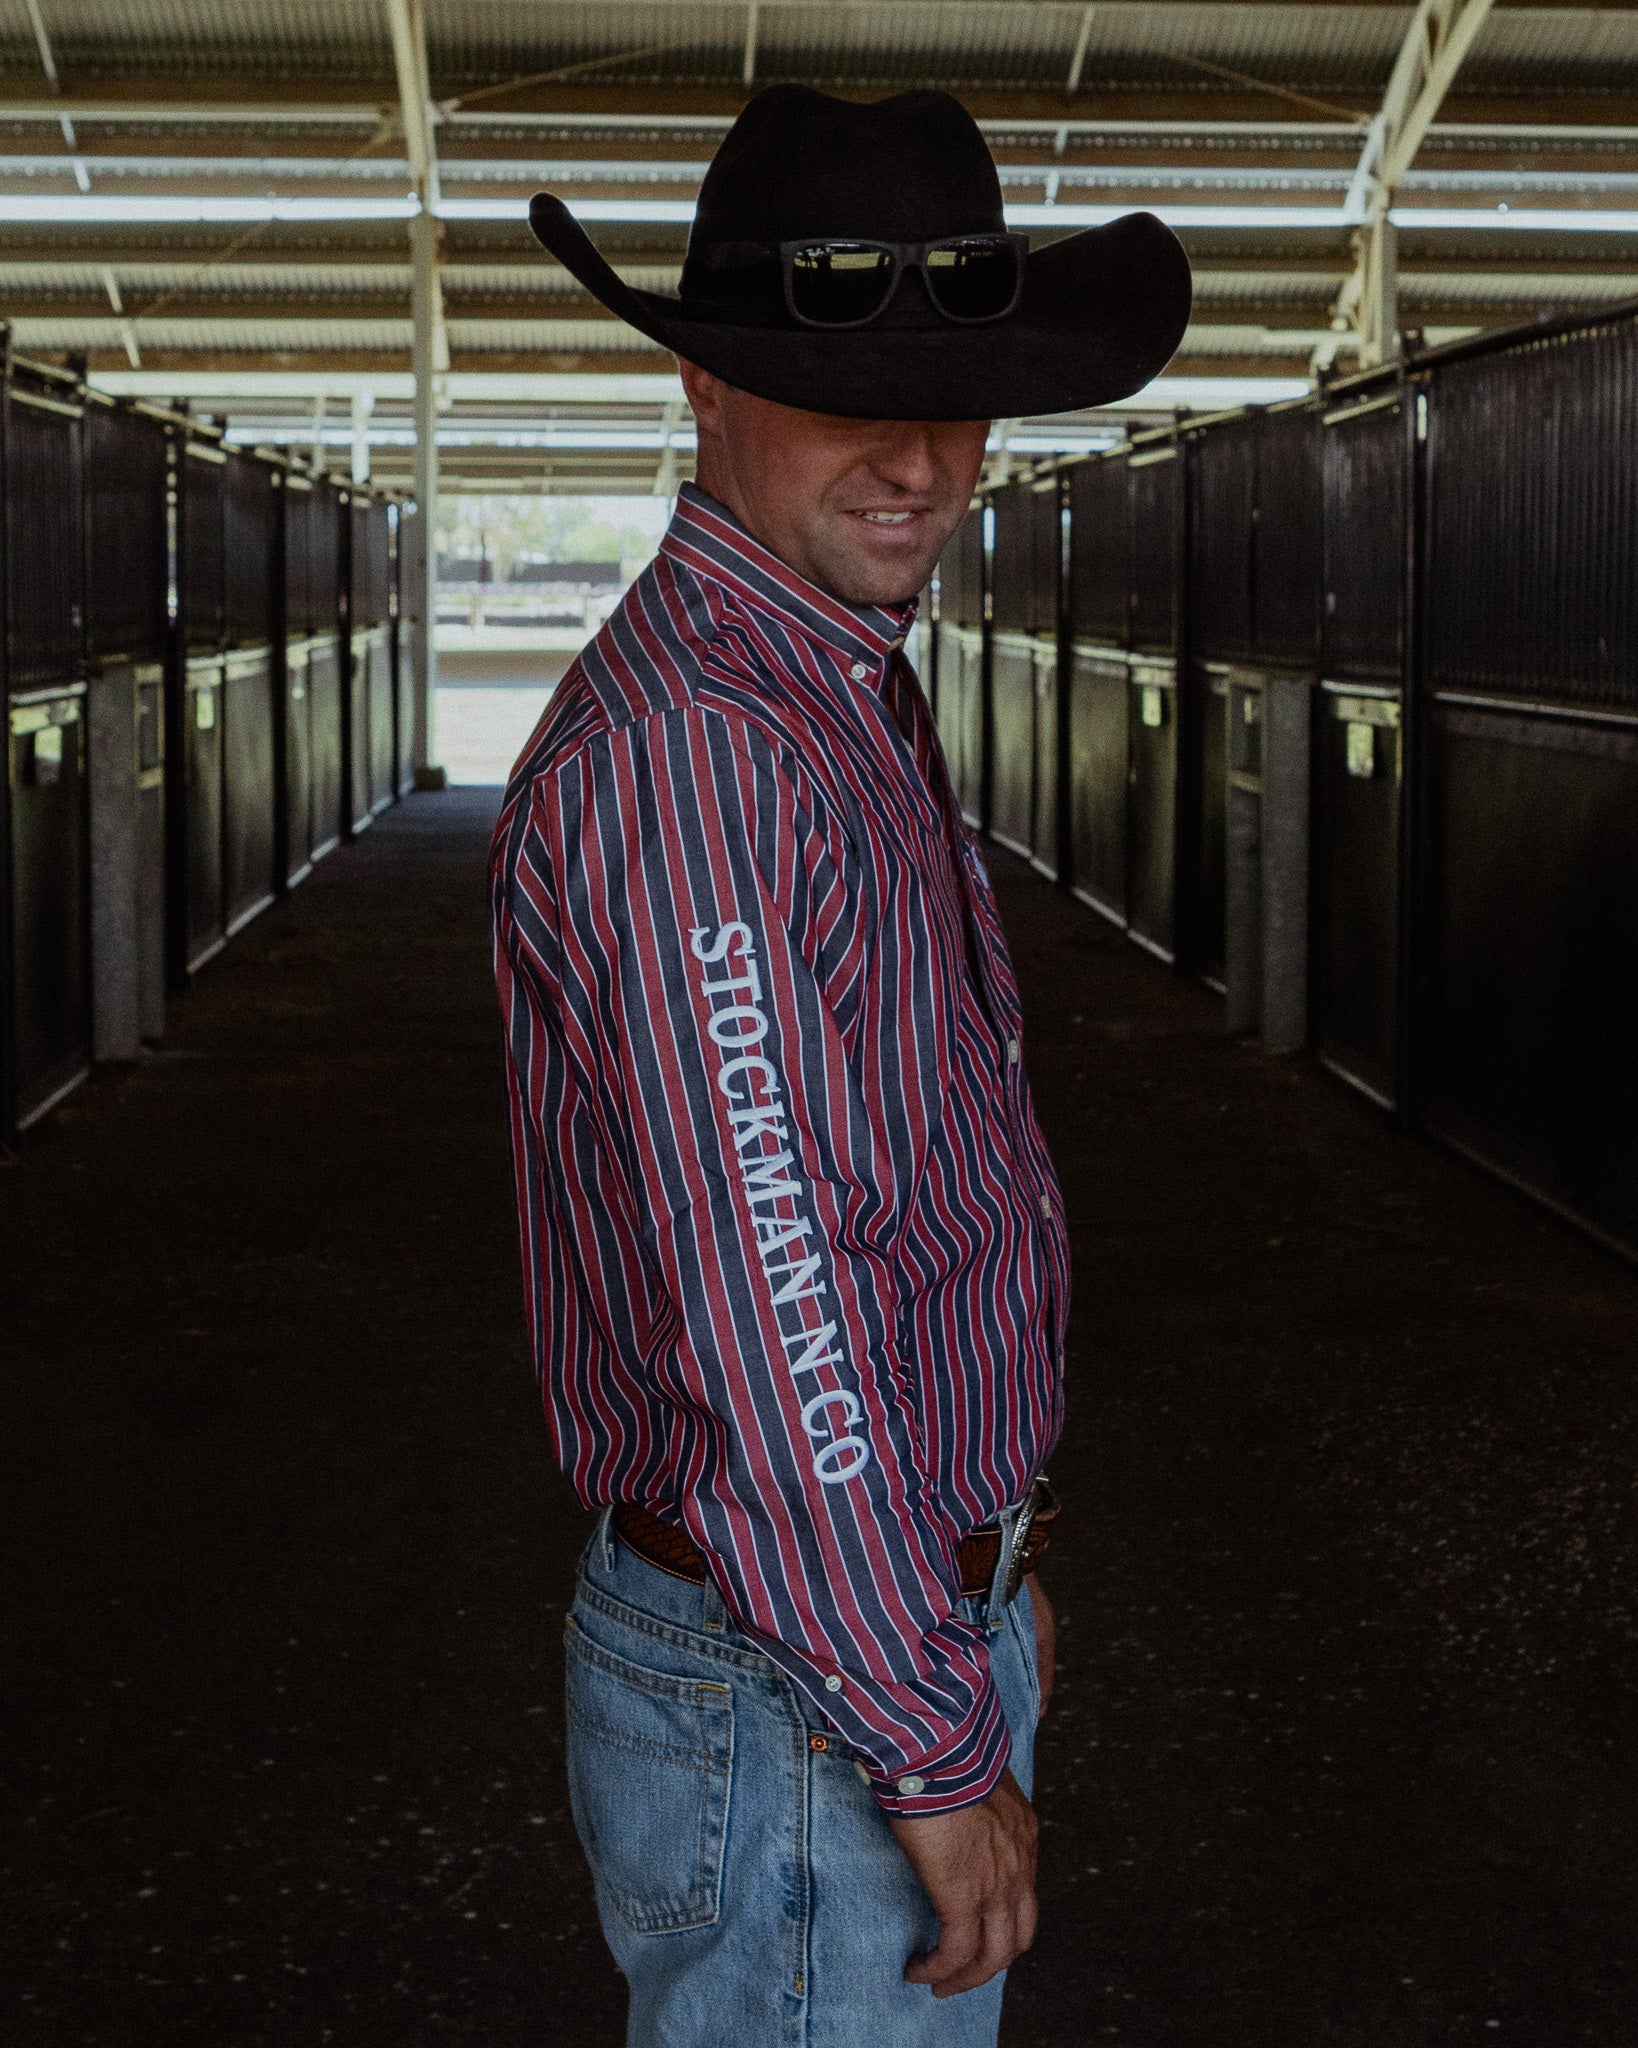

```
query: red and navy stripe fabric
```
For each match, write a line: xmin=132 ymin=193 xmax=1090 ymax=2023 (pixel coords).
xmin=491 ymin=485 xmax=1068 ymax=1815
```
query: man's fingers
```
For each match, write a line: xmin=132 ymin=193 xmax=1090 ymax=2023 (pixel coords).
xmin=906 ymin=1885 xmax=1038 ymax=1997
xmin=904 ymin=1909 xmax=982 ymax=1989
xmin=925 ymin=1904 xmax=1032 ymax=1998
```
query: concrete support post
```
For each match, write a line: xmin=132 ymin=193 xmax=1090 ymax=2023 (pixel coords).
xmin=89 ymin=663 xmax=141 ymax=1061
xmin=1224 ymin=781 xmax=1263 ymax=1042
xmin=409 ymin=206 xmax=442 ymax=787
xmin=1261 ymin=674 xmax=1312 ymax=1057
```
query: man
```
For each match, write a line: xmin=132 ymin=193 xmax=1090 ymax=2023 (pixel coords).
xmin=492 ymin=85 xmax=1188 ymax=2046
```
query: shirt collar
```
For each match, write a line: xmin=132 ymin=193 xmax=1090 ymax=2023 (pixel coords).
xmin=661 ymin=483 xmax=918 ymax=674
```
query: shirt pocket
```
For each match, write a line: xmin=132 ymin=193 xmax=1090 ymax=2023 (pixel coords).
xmin=563 ymin=1615 xmax=735 ymax=1934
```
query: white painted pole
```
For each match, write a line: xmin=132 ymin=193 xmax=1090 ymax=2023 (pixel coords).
xmin=410 ymin=206 xmax=440 ymax=782
xmin=350 ymin=389 xmax=374 ymax=485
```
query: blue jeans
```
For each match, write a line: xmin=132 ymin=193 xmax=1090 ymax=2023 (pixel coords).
xmin=564 ymin=1516 xmax=1040 ymax=2047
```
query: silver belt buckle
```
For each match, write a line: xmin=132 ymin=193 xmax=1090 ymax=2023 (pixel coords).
xmin=985 ymin=1477 xmax=1043 ymax=1631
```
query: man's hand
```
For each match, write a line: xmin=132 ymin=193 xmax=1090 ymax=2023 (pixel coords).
xmin=889 ymin=1770 xmax=1038 ymax=1997
xmin=1031 ymin=1577 xmax=1055 ymax=1721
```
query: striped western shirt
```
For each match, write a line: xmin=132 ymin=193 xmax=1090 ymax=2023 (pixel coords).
xmin=491 ymin=484 xmax=1068 ymax=1816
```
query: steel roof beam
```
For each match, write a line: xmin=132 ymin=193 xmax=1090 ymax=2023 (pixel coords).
xmin=1325 ymin=0 xmax=1500 ymax=364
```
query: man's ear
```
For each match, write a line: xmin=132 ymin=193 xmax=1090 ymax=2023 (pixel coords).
xmin=676 ymin=358 xmax=720 ymax=433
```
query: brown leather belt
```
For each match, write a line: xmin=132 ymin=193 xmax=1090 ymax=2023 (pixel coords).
xmin=612 ymin=1479 xmax=1057 ymax=1604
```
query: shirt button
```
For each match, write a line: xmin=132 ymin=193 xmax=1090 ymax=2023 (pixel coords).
xmin=855 ymin=1762 xmax=872 ymax=1785
xmin=1007 ymin=1037 xmax=1019 ymax=1065
xmin=897 ymin=1775 xmax=926 ymax=1796
xmin=889 ymin=635 xmax=904 ymax=651
xmin=849 ymin=660 xmax=868 ymax=680
xmin=1041 ymin=1192 xmax=1052 ymax=1217
xmin=824 ymin=1673 xmax=844 ymax=1693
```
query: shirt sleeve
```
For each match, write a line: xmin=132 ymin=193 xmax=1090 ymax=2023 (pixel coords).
xmin=493 ymin=702 xmax=1011 ymax=1816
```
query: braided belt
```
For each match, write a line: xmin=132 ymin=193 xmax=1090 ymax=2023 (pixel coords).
xmin=611 ymin=1478 xmax=1057 ymax=1605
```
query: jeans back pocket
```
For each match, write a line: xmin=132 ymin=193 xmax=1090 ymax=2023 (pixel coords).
xmin=564 ymin=1615 xmax=735 ymax=1934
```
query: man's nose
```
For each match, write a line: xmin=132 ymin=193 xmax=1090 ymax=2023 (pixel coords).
xmin=870 ymin=424 xmax=941 ymax=493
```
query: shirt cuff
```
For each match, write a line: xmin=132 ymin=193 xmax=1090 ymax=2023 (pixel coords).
xmin=863 ymin=1679 xmax=1013 ymax=1818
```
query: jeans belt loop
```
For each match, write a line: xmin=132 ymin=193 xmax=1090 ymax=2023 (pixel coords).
xmin=985 ymin=1476 xmax=1044 ymax=1632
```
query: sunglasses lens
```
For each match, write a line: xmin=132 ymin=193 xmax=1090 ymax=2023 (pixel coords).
xmin=788 ymin=242 xmax=896 ymax=326
xmin=925 ymin=238 xmax=1021 ymax=321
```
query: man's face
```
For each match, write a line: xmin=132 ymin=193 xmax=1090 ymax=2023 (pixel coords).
xmin=680 ymin=362 xmax=990 ymax=608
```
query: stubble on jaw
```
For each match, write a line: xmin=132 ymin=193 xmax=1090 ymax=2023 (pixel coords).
xmin=679 ymin=362 xmax=990 ymax=611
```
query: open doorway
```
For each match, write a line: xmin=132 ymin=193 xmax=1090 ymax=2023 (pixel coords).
xmin=433 ymin=495 xmax=671 ymax=785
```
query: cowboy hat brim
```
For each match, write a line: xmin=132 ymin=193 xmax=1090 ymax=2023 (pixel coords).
xmin=528 ymin=195 xmax=1192 ymax=421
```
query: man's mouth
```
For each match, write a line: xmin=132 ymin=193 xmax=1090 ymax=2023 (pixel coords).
xmin=856 ymin=510 xmax=921 ymax=527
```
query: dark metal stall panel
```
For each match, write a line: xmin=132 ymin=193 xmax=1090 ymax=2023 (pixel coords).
xmin=1194 ymin=664 xmax=1230 ymax=988
xmin=308 ymin=635 xmax=344 ymax=860
xmin=284 ymin=639 xmax=314 ymax=883
xmin=182 ymin=655 xmax=226 ymax=970
xmin=989 ymin=633 xmax=1034 ymax=858
xmin=347 ymin=626 xmax=373 ymax=834
xmin=1322 ymin=389 xmax=1406 ymax=681
xmin=1030 ymin=638 xmax=1060 ymax=879
xmin=1067 ymin=646 xmax=1128 ymax=924
xmin=1187 ymin=417 xmax=1255 ymax=664
xmin=83 ymin=401 xmax=168 ymax=665
xmin=291 ymin=465 xmax=345 ymax=862
xmin=133 ymin=663 xmax=167 ymax=1041
xmin=365 ymin=624 xmax=394 ymax=814
xmin=933 ymin=622 xmax=966 ymax=795
xmin=353 ymin=496 xmax=391 ymax=629
xmin=8 ymin=385 xmax=84 ymax=693
xmin=5 ymin=375 xmax=90 ymax=1126
xmin=390 ymin=504 xmax=414 ymax=797
xmin=989 ymin=481 xmax=1033 ymax=635
xmin=1312 ymin=685 xmax=1402 ymax=1106
xmin=938 ymin=504 xmax=986 ymax=630
xmin=1414 ymin=314 xmax=1638 ymax=1249
xmin=1425 ymin=318 xmax=1638 ymax=708
xmin=309 ymin=480 xmax=342 ymax=639
xmin=223 ymin=647 xmax=277 ymax=935
xmin=8 ymin=690 xmax=91 ymax=1124
xmin=935 ymin=625 xmax=985 ymax=825
xmin=395 ymin=619 xmax=416 ymax=799
xmin=956 ymin=628 xmax=985 ymax=827
xmin=1127 ymin=444 xmax=1181 ymax=654
xmin=1067 ymin=452 xmax=1130 ymax=648
xmin=223 ymin=451 xmax=276 ymax=651
xmin=1126 ymin=661 xmax=1178 ymax=959
xmin=1253 ymin=402 xmax=1323 ymax=671
xmin=1029 ymin=475 xmax=1062 ymax=638
xmin=180 ymin=443 xmax=226 ymax=652
xmin=284 ymin=474 xmax=313 ymax=636
xmin=1421 ymin=702 xmax=1638 ymax=1253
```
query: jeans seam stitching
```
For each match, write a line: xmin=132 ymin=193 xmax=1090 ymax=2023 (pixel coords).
xmin=576 ymin=1571 xmax=775 ymax=1674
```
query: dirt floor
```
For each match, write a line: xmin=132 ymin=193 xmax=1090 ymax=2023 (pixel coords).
xmin=3 ymin=788 xmax=1634 ymax=2046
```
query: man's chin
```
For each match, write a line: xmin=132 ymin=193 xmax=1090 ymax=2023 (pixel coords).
xmin=812 ymin=543 xmax=939 ymax=611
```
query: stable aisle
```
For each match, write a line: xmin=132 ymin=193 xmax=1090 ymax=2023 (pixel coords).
xmin=3 ymin=791 xmax=1634 ymax=2046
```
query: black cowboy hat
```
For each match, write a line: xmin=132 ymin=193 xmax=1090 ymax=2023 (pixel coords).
xmin=527 ymin=85 xmax=1192 ymax=422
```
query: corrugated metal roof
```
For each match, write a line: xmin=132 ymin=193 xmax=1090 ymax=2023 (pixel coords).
xmin=1466 ymin=11 xmax=1638 ymax=93
xmin=0 ymin=0 xmax=391 ymax=78
xmin=1403 ymin=267 xmax=1638 ymax=305
xmin=4 ymin=2 xmax=1638 ymax=102
xmin=445 ymin=260 xmax=682 ymax=295
xmin=6 ymin=312 xmax=655 ymax=352
xmin=445 ymin=316 xmax=654 ymax=350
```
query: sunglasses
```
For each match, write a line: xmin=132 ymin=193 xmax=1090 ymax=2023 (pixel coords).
xmin=700 ymin=234 xmax=1029 ymax=329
